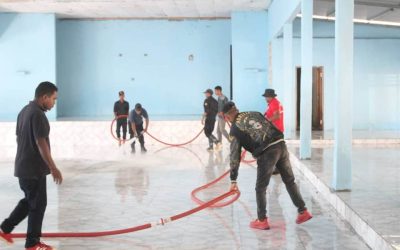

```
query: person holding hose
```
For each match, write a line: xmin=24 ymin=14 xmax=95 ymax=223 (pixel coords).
xmin=223 ymin=101 xmax=312 ymax=230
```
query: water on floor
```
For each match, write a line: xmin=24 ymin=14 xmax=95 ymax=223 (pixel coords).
xmin=0 ymin=144 xmax=369 ymax=250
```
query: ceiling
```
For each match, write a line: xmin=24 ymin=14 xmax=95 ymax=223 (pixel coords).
xmin=314 ymin=0 xmax=400 ymax=23
xmin=0 ymin=0 xmax=399 ymax=22
xmin=0 ymin=0 xmax=271 ymax=19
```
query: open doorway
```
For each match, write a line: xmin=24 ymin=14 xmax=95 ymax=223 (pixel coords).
xmin=296 ymin=67 xmax=324 ymax=131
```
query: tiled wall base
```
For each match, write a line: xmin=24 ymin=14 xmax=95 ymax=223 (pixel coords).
xmin=1 ymin=121 xmax=399 ymax=160
xmin=0 ymin=121 xmax=208 ymax=160
xmin=286 ymin=140 xmax=400 ymax=146
xmin=290 ymin=154 xmax=396 ymax=250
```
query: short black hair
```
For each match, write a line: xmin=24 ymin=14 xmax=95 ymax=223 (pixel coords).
xmin=35 ymin=81 xmax=58 ymax=99
xmin=222 ymin=101 xmax=236 ymax=113
xmin=215 ymin=86 xmax=222 ymax=91
xmin=135 ymin=103 xmax=142 ymax=110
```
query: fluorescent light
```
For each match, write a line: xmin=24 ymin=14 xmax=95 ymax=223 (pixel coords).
xmin=296 ymin=14 xmax=400 ymax=27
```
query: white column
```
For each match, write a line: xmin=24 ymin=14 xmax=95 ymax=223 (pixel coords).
xmin=300 ymin=0 xmax=313 ymax=159
xmin=333 ymin=0 xmax=354 ymax=190
xmin=283 ymin=22 xmax=294 ymax=139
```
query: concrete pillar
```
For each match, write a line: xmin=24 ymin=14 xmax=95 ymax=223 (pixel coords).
xmin=300 ymin=0 xmax=313 ymax=159
xmin=283 ymin=22 xmax=294 ymax=139
xmin=333 ymin=0 xmax=354 ymax=190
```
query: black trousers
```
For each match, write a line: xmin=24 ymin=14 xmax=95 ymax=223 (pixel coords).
xmin=131 ymin=123 xmax=145 ymax=146
xmin=255 ymin=142 xmax=306 ymax=220
xmin=128 ymin=121 xmax=134 ymax=139
xmin=116 ymin=118 xmax=128 ymax=140
xmin=1 ymin=176 xmax=47 ymax=248
xmin=204 ymin=118 xmax=219 ymax=147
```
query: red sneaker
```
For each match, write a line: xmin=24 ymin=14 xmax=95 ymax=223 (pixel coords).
xmin=26 ymin=242 xmax=56 ymax=250
xmin=249 ymin=218 xmax=270 ymax=230
xmin=0 ymin=229 xmax=13 ymax=244
xmin=296 ymin=209 xmax=313 ymax=224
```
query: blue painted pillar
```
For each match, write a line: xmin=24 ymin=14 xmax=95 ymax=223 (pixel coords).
xmin=300 ymin=0 xmax=313 ymax=159
xmin=283 ymin=22 xmax=295 ymax=139
xmin=333 ymin=0 xmax=354 ymax=190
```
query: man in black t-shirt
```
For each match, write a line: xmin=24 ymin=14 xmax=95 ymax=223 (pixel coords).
xmin=0 ymin=82 xmax=63 ymax=250
xmin=113 ymin=91 xmax=130 ymax=145
xmin=202 ymin=89 xmax=221 ymax=152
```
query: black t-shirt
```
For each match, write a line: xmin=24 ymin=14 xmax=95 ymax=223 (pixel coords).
xmin=203 ymin=96 xmax=218 ymax=119
xmin=114 ymin=100 xmax=129 ymax=119
xmin=15 ymin=101 xmax=51 ymax=179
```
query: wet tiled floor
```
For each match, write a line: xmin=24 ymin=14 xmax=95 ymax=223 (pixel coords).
xmin=0 ymin=144 xmax=369 ymax=250
xmin=288 ymin=145 xmax=400 ymax=250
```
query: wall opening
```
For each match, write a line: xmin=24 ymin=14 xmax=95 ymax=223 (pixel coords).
xmin=296 ymin=66 xmax=324 ymax=131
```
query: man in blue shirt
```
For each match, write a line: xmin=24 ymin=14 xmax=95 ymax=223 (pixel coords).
xmin=129 ymin=103 xmax=149 ymax=153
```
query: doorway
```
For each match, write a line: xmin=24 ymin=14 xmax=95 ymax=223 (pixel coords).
xmin=296 ymin=67 xmax=324 ymax=131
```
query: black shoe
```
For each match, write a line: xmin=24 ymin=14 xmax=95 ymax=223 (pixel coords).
xmin=207 ymin=146 xmax=213 ymax=152
xmin=131 ymin=142 xmax=136 ymax=153
xmin=141 ymin=146 xmax=147 ymax=153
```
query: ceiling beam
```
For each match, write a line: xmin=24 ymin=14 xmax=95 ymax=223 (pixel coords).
xmin=326 ymin=7 xmax=335 ymax=17
xmin=318 ymin=0 xmax=400 ymax=9
xmin=367 ymin=8 xmax=395 ymax=20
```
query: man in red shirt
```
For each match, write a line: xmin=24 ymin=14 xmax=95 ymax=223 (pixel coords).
xmin=262 ymin=89 xmax=284 ymax=132
xmin=263 ymin=89 xmax=284 ymax=176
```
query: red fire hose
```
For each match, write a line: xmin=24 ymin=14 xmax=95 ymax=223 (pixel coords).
xmin=191 ymin=170 xmax=240 ymax=208
xmin=110 ymin=115 xmax=135 ymax=142
xmin=10 ymin=171 xmax=239 ymax=239
xmin=111 ymin=115 xmax=204 ymax=146
xmin=145 ymin=129 xmax=204 ymax=147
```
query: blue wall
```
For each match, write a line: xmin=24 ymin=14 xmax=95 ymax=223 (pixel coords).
xmin=56 ymin=19 xmax=231 ymax=118
xmin=231 ymin=11 xmax=269 ymax=113
xmin=0 ymin=14 xmax=56 ymax=120
xmin=272 ymin=19 xmax=400 ymax=130
xmin=1 ymin=12 xmax=399 ymax=130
